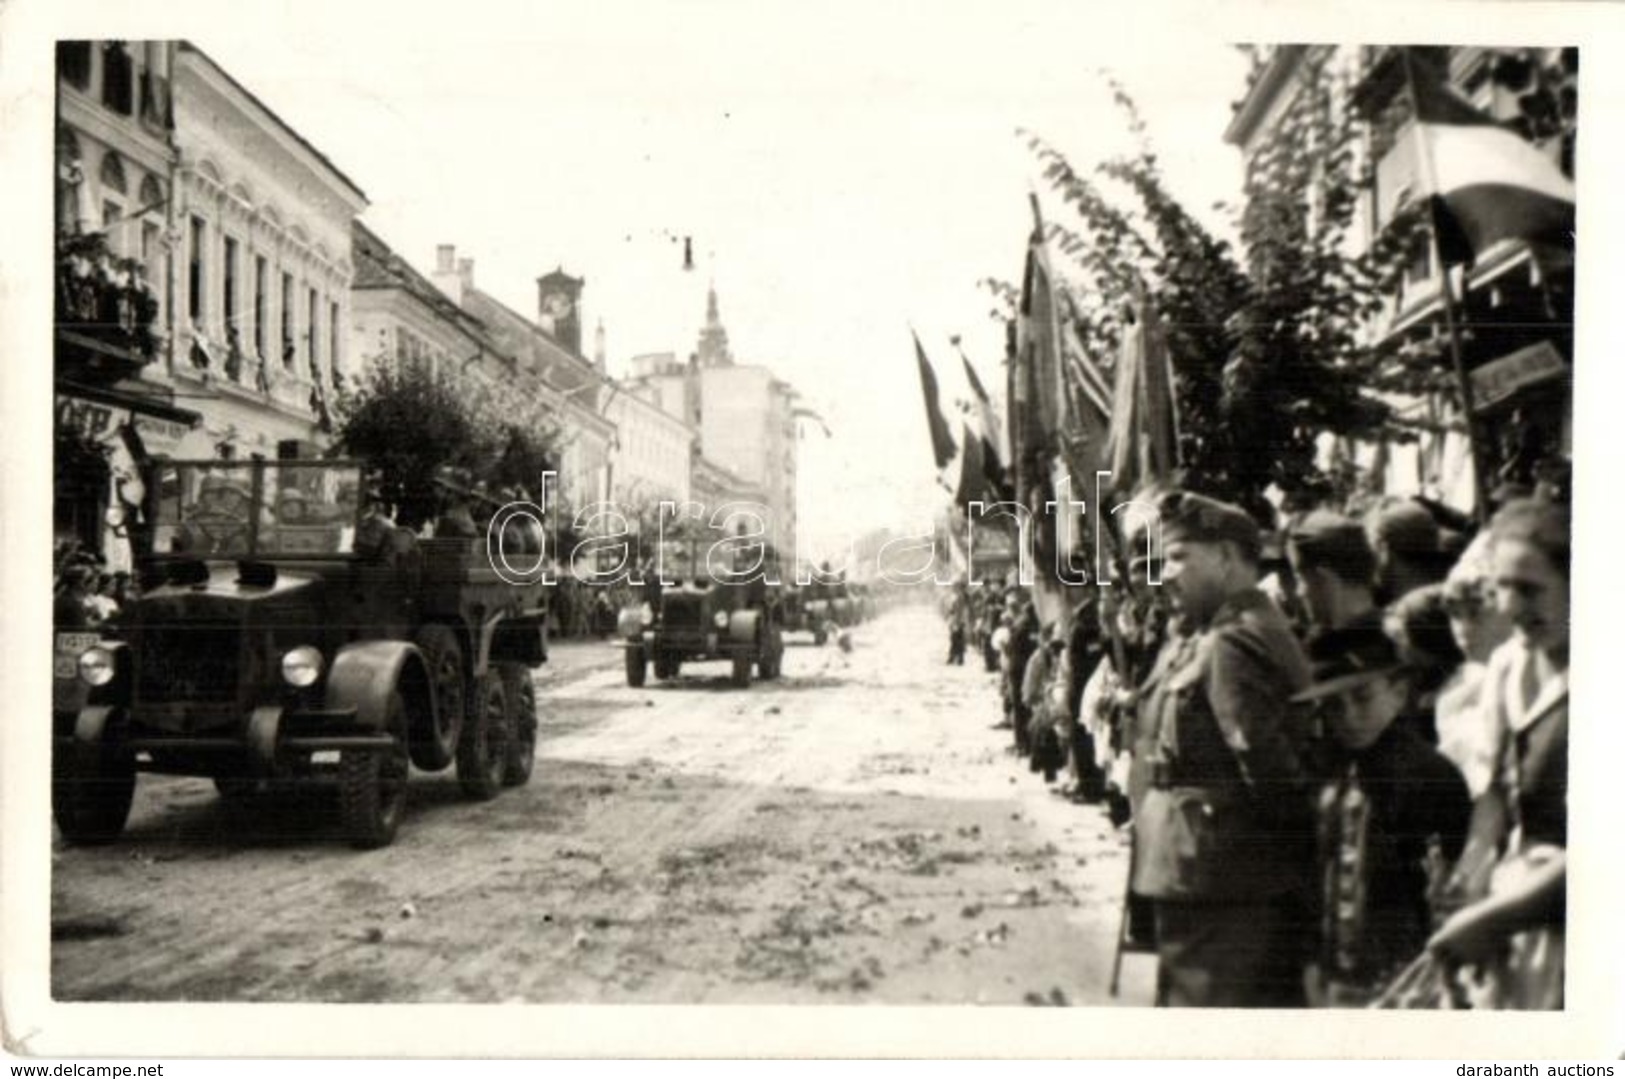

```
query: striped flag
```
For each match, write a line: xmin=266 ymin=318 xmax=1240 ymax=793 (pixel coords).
xmin=1104 ymin=293 xmax=1180 ymax=501
xmin=957 ymin=345 xmax=1012 ymax=502
xmin=1405 ymin=49 xmax=1575 ymax=267
xmin=913 ymin=330 xmax=958 ymax=471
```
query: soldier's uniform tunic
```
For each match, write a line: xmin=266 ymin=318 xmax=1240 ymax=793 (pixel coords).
xmin=1132 ymin=588 xmax=1314 ymax=1007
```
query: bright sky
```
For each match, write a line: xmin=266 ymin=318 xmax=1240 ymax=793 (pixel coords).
xmin=161 ymin=2 xmax=1250 ymax=559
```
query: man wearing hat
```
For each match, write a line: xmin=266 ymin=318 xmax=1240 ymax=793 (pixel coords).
xmin=1130 ymin=491 xmax=1315 ymax=1007
xmin=1365 ymin=497 xmax=1447 ymax=606
xmin=1287 ymin=509 xmax=1382 ymax=643
xmin=1294 ymin=623 xmax=1471 ymax=1005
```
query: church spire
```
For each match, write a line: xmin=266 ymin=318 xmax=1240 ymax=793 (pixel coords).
xmin=696 ymin=278 xmax=733 ymax=367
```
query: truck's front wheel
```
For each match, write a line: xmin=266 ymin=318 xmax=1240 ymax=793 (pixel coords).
xmin=457 ymin=674 xmax=510 ymax=800
xmin=730 ymin=652 xmax=752 ymax=688
xmin=52 ymin=737 xmax=136 ymax=846
xmin=339 ymin=691 xmax=410 ymax=850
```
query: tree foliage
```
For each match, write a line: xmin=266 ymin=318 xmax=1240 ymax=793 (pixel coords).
xmin=333 ymin=357 xmax=562 ymax=530
xmin=1021 ymin=59 xmax=1416 ymax=516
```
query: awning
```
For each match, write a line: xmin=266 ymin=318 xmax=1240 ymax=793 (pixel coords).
xmin=56 ymin=377 xmax=202 ymax=427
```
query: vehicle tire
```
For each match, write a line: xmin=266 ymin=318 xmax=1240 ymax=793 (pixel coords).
xmin=214 ymin=775 xmax=262 ymax=800
xmin=52 ymin=738 xmax=136 ymax=846
xmin=625 ymin=643 xmax=647 ymax=687
xmin=410 ymin=624 xmax=465 ymax=772
xmin=813 ymin=626 xmax=827 ymax=647
xmin=731 ymin=652 xmax=752 ymax=688
xmin=457 ymin=673 xmax=510 ymax=801
xmin=338 ymin=691 xmax=410 ymax=850
xmin=653 ymin=650 xmax=675 ymax=680
xmin=500 ymin=665 xmax=537 ymax=788
xmin=758 ymin=631 xmax=783 ymax=679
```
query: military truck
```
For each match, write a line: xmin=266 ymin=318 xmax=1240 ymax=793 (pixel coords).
xmin=802 ymin=576 xmax=857 ymax=640
xmin=619 ymin=532 xmax=784 ymax=688
xmin=51 ymin=459 xmax=547 ymax=849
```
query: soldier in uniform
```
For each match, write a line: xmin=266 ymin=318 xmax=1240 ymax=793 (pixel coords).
xmin=1130 ymin=491 xmax=1315 ymax=1007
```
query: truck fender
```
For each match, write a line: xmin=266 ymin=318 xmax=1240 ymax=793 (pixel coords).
xmin=325 ymin=640 xmax=432 ymax=732
xmin=617 ymin=607 xmax=648 ymax=641
xmin=72 ymin=704 xmax=121 ymax=746
xmin=247 ymin=706 xmax=282 ymax=771
xmin=727 ymin=609 xmax=761 ymax=646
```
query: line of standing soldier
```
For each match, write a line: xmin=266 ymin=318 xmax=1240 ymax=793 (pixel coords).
xmin=954 ymin=486 xmax=1568 ymax=1009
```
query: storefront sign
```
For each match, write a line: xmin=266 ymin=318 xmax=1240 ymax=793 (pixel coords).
xmin=55 ymin=395 xmax=119 ymax=440
xmin=1471 ymin=341 xmax=1567 ymax=412
xmin=133 ymin=415 xmax=193 ymax=456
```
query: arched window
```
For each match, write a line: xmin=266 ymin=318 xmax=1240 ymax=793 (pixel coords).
xmin=99 ymin=151 xmax=127 ymax=194
xmin=139 ymin=174 xmax=164 ymax=213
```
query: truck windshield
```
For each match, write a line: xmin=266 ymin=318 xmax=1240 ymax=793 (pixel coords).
xmin=151 ymin=461 xmax=364 ymax=558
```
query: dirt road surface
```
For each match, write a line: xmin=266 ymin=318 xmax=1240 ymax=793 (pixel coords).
xmin=51 ymin=603 xmax=1154 ymax=1004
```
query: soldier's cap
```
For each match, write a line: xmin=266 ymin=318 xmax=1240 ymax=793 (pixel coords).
xmin=1291 ymin=622 xmax=1406 ymax=703
xmin=1366 ymin=498 xmax=1441 ymax=557
xmin=1154 ymin=491 xmax=1260 ymax=556
xmin=1287 ymin=509 xmax=1370 ymax=564
xmin=199 ymin=475 xmax=250 ymax=499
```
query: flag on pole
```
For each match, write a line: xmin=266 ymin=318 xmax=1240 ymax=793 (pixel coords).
xmin=958 ymin=346 xmax=1012 ymax=502
xmin=913 ymin=330 xmax=958 ymax=471
xmin=953 ymin=421 xmax=992 ymax=507
xmin=1405 ymin=49 xmax=1575 ymax=267
xmin=1103 ymin=293 xmax=1180 ymax=501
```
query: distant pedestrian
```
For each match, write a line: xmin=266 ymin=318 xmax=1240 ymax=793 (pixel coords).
xmin=946 ymin=585 xmax=968 ymax=665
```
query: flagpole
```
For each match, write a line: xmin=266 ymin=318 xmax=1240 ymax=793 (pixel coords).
xmin=1402 ymin=49 xmax=1493 ymax=525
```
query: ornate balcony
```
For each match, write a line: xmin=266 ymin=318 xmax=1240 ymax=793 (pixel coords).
xmin=54 ymin=230 xmax=161 ymax=384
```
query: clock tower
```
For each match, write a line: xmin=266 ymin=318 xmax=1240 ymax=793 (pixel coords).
xmin=536 ymin=267 xmax=585 ymax=354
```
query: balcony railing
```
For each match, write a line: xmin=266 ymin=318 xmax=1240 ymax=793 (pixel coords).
xmin=55 ymin=231 xmax=160 ymax=379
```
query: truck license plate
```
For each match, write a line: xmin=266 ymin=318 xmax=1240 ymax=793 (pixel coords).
xmin=310 ymin=750 xmax=341 ymax=764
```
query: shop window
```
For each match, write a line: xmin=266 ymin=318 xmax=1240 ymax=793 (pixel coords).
xmin=101 ymin=42 xmax=133 ymax=115
xmin=57 ymin=41 xmax=92 ymax=89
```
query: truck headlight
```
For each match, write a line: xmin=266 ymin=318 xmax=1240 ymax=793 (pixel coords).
xmin=281 ymin=646 xmax=324 ymax=687
xmin=77 ymin=646 xmax=116 ymax=687
xmin=713 ymin=611 xmax=730 ymax=629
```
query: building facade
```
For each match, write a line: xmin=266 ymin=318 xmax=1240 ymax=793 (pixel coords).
xmin=350 ymin=222 xmax=524 ymax=431
xmin=622 ymin=287 xmax=802 ymax=564
xmin=1225 ymin=45 xmax=1575 ymax=511
xmin=435 ymin=249 xmax=616 ymax=513
xmin=604 ymin=383 xmax=695 ymax=509
xmin=55 ymin=40 xmax=196 ymax=560
xmin=166 ymin=42 xmax=368 ymax=460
